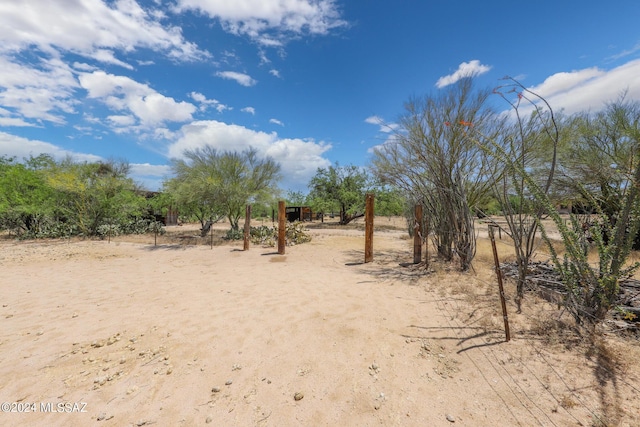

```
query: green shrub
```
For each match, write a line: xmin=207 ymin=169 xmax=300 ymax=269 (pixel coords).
xmin=222 ymin=221 xmax=312 ymax=246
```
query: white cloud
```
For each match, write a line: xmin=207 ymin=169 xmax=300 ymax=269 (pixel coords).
xmin=107 ymin=115 xmax=137 ymax=126
xmin=364 ymin=115 xmax=382 ymax=125
xmin=0 ymin=0 xmax=206 ymax=62
xmin=215 ymin=71 xmax=257 ymax=87
xmin=269 ymin=118 xmax=284 ymax=126
xmin=258 ymin=49 xmax=271 ymax=64
xmin=241 ymin=107 xmax=256 ymax=115
xmin=516 ymin=59 xmax=640 ymax=116
xmin=0 ymin=56 xmax=79 ymax=124
xmin=129 ymin=163 xmax=173 ymax=191
xmin=367 ymin=133 xmax=401 ymax=155
xmin=0 ymin=1 xmax=208 ymax=131
xmin=364 ymin=115 xmax=399 ymax=133
xmin=73 ymin=62 xmax=98 ymax=72
xmin=527 ymin=68 xmax=605 ymax=100
xmin=269 ymin=69 xmax=281 ymax=78
xmin=174 ymin=0 xmax=347 ymax=46
xmin=608 ymin=42 xmax=640 ymax=61
xmin=0 ymin=131 xmax=102 ymax=163
xmin=436 ymin=60 xmax=492 ymax=88
xmin=167 ymin=120 xmax=331 ymax=187
xmin=0 ymin=118 xmax=38 ymax=127
xmin=79 ymin=71 xmax=196 ymax=128
xmin=189 ymin=92 xmax=231 ymax=113
xmin=92 ymin=49 xmax=134 ymax=70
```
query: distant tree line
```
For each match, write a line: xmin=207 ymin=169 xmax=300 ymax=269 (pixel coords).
xmin=0 ymin=154 xmax=163 ymax=239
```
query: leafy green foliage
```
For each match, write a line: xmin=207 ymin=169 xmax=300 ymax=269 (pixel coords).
xmin=373 ymin=185 xmax=406 ymax=216
xmin=0 ymin=155 xmax=155 ymax=239
xmin=0 ymin=155 xmax=56 ymax=235
xmin=165 ymin=146 xmax=281 ymax=230
xmin=308 ymin=163 xmax=370 ymax=224
xmin=46 ymin=158 xmax=145 ymax=236
xmin=285 ymin=190 xmax=307 ymax=206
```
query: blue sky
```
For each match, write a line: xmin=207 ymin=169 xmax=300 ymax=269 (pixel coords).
xmin=1 ymin=0 xmax=640 ymax=191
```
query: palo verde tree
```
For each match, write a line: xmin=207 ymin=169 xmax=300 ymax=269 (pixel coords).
xmin=308 ymin=163 xmax=370 ymax=225
xmin=372 ymin=77 xmax=502 ymax=271
xmin=165 ymin=146 xmax=281 ymax=230
xmin=0 ymin=154 xmax=56 ymax=235
xmin=47 ymin=157 xmax=145 ymax=236
xmin=0 ymin=154 xmax=148 ymax=238
xmin=561 ymin=94 xmax=640 ymax=224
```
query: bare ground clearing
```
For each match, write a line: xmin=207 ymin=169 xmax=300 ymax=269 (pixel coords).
xmin=1 ymin=217 xmax=639 ymax=426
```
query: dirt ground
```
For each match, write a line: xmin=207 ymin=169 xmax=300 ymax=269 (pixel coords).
xmin=1 ymin=217 xmax=639 ymax=426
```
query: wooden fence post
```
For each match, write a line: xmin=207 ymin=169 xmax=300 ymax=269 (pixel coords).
xmin=365 ymin=194 xmax=374 ymax=263
xmin=413 ymin=204 xmax=422 ymax=264
xmin=489 ymin=225 xmax=511 ymax=342
xmin=278 ymin=201 xmax=286 ymax=255
xmin=243 ymin=205 xmax=251 ymax=251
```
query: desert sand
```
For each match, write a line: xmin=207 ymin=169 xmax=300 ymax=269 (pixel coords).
xmin=1 ymin=219 xmax=639 ymax=426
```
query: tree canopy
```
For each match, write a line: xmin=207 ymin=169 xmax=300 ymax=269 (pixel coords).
xmin=165 ymin=146 xmax=281 ymax=230
xmin=308 ymin=163 xmax=371 ymax=224
xmin=0 ymin=155 xmax=152 ymax=238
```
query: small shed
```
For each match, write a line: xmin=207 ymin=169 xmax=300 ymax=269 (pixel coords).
xmin=285 ymin=206 xmax=313 ymax=222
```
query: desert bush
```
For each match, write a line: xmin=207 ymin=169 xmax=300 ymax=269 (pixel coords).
xmin=96 ymin=218 xmax=165 ymax=239
xmin=250 ymin=225 xmax=277 ymax=245
xmin=236 ymin=221 xmax=313 ymax=246
xmin=474 ymin=88 xmax=640 ymax=327
xmin=223 ymin=228 xmax=245 ymax=241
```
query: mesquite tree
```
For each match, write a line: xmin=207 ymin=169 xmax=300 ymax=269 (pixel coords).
xmin=166 ymin=146 xmax=281 ymax=230
xmin=308 ymin=163 xmax=370 ymax=225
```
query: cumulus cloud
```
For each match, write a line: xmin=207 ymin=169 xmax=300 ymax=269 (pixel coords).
xmin=269 ymin=118 xmax=284 ymax=126
xmin=174 ymin=0 xmax=347 ymax=46
xmin=167 ymin=120 xmax=331 ymax=187
xmin=436 ymin=60 xmax=492 ymax=88
xmin=517 ymin=59 xmax=640 ymax=116
xmin=79 ymin=71 xmax=196 ymax=129
xmin=0 ymin=0 xmax=211 ymax=130
xmin=215 ymin=71 xmax=258 ymax=87
xmin=0 ymin=0 xmax=205 ymax=61
xmin=241 ymin=107 xmax=256 ymax=115
xmin=0 ymin=56 xmax=79 ymax=124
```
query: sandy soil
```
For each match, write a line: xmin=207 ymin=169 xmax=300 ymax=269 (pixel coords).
xmin=1 ymin=219 xmax=639 ymax=426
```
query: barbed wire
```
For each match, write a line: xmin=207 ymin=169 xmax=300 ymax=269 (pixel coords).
xmin=433 ymin=292 xmax=539 ymax=426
